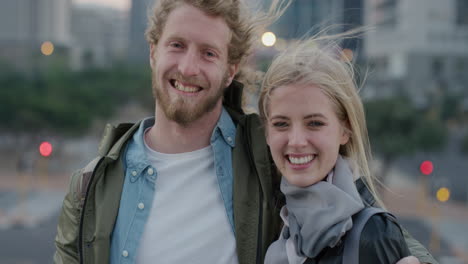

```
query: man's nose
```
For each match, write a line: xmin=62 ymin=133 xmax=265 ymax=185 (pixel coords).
xmin=178 ymin=49 xmax=200 ymax=76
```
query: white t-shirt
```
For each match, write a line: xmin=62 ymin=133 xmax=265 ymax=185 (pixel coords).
xmin=136 ymin=138 xmax=238 ymax=264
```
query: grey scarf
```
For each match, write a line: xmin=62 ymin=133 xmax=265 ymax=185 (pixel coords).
xmin=265 ymin=156 xmax=365 ymax=263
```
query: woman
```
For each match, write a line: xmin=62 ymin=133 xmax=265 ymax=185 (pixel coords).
xmin=259 ymin=36 xmax=411 ymax=263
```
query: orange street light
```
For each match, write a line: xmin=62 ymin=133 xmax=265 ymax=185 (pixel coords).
xmin=41 ymin=41 xmax=54 ymax=56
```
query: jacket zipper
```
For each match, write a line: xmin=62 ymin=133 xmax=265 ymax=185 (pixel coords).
xmin=256 ymin=184 xmax=264 ymax=264
xmin=244 ymin=116 xmax=264 ymax=264
xmin=78 ymin=157 xmax=104 ymax=264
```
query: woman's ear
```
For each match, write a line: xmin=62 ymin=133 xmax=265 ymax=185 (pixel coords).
xmin=340 ymin=121 xmax=350 ymax=145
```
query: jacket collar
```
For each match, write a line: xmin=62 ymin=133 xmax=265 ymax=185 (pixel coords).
xmin=98 ymin=105 xmax=237 ymax=161
xmin=98 ymin=122 xmax=141 ymax=160
xmin=223 ymin=79 xmax=245 ymax=116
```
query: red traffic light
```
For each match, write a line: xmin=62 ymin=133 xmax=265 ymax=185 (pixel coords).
xmin=39 ymin=141 xmax=53 ymax=157
xmin=419 ymin=161 xmax=433 ymax=175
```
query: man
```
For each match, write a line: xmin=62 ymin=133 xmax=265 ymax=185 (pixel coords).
xmin=54 ymin=0 xmax=437 ymax=263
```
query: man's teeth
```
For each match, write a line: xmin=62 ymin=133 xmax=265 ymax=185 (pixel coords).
xmin=175 ymin=81 xmax=199 ymax=92
xmin=288 ymin=155 xmax=314 ymax=165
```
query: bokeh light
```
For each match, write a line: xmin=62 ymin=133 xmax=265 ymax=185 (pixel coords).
xmin=341 ymin=48 xmax=354 ymax=61
xmin=41 ymin=41 xmax=54 ymax=56
xmin=39 ymin=141 xmax=53 ymax=157
xmin=261 ymin=32 xmax=277 ymax=47
xmin=419 ymin=160 xmax=434 ymax=175
xmin=436 ymin=187 xmax=450 ymax=202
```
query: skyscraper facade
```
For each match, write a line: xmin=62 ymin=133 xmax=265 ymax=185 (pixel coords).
xmin=0 ymin=0 xmax=71 ymax=71
xmin=364 ymin=0 xmax=468 ymax=104
xmin=269 ymin=0 xmax=345 ymax=39
xmin=128 ymin=0 xmax=155 ymax=64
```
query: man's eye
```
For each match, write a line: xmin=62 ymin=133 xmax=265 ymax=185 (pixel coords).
xmin=169 ymin=42 xmax=183 ymax=49
xmin=205 ymin=50 xmax=217 ymax=58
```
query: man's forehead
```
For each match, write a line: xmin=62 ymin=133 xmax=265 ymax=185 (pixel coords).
xmin=162 ymin=4 xmax=232 ymax=49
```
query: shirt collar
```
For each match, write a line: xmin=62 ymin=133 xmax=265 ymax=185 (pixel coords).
xmin=126 ymin=108 xmax=236 ymax=172
xmin=211 ymin=107 xmax=236 ymax=147
xmin=125 ymin=117 xmax=154 ymax=178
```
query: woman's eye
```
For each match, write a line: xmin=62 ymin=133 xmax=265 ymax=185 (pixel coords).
xmin=272 ymin=122 xmax=288 ymax=128
xmin=308 ymin=121 xmax=324 ymax=127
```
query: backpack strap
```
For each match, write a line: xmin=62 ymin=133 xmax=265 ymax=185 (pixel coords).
xmin=76 ymin=156 xmax=103 ymax=208
xmin=343 ymin=207 xmax=395 ymax=264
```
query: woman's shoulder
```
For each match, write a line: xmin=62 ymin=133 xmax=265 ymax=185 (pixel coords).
xmin=358 ymin=212 xmax=411 ymax=263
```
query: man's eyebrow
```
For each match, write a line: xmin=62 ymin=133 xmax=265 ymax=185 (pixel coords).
xmin=165 ymin=35 xmax=185 ymax=43
xmin=165 ymin=35 xmax=225 ymax=55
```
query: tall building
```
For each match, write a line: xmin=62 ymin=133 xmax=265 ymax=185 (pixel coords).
xmin=342 ymin=0 xmax=364 ymax=52
xmin=259 ymin=0 xmax=365 ymax=59
xmin=364 ymin=0 xmax=468 ymax=104
xmin=128 ymin=0 xmax=155 ymax=64
xmin=0 ymin=0 xmax=72 ymax=71
xmin=269 ymin=0 xmax=345 ymax=39
xmin=71 ymin=4 xmax=129 ymax=69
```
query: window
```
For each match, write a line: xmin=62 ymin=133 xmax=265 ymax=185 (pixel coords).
xmin=457 ymin=0 xmax=468 ymax=25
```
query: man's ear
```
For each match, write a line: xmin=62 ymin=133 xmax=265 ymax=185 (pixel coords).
xmin=149 ymin=43 xmax=156 ymax=69
xmin=225 ymin=63 xmax=239 ymax=86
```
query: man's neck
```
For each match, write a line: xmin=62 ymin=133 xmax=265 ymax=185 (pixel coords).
xmin=145 ymin=105 xmax=223 ymax=154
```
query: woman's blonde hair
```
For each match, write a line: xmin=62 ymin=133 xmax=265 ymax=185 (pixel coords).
xmin=258 ymin=32 xmax=383 ymax=206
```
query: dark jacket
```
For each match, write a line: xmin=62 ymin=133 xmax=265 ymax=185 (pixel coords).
xmin=304 ymin=210 xmax=411 ymax=263
xmin=54 ymin=81 xmax=282 ymax=264
xmin=54 ymin=81 xmax=437 ymax=264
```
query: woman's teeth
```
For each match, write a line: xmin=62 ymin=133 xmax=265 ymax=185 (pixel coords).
xmin=288 ymin=155 xmax=314 ymax=165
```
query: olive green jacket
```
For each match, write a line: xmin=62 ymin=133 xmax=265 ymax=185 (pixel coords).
xmin=54 ymin=81 xmax=437 ymax=264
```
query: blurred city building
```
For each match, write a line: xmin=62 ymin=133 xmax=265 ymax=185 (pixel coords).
xmin=0 ymin=0 xmax=72 ymax=72
xmin=127 ymin=0 xmax=155 ymax=64
xmin=70 ymin=4 xmax=129 ymax=69
xmin=364 ymin=0 xmax=468 ymax=105
xmin=259 ymin=0 xmax=364 ymax=58
xmin=342 ymin=0 xmax=364 ymax=56
xmin=268 ymin=0 xmax=345 ymax=39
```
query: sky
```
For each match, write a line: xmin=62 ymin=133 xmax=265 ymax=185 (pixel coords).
xmin=73 ymin=0 xmax=130 ymax=10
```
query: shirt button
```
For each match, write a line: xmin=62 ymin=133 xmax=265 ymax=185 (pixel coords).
xmin=138 ymin=202 xmax=145 ymax=210
xmin=131 ymin=170 xmax=137 ymax=176
xmin=147 ymin=168 xmax=154 ymax=175
xmin=122 ymin=250 xmax=129 ymax=257
xmin=227 ymin=136 xmax=232 ymax=142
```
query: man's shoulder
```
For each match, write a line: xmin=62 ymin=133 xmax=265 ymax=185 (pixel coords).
xmin=69 ymin=120 xmax=142 ymax=208
xmin=71 ymin=157 xmax=103 ymax=208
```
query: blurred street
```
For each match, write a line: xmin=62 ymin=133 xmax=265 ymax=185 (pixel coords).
xmin=0 ymin=211 xmax=59 ymax=264
xmin=1 ymin=159 xmax=468 ymax=264
xmin=0 ymin=170 xmax=66 ymax=264
xmin=383 ymin=169 xmax=468 ymax=263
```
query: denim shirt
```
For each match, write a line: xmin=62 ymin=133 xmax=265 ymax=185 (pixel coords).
xmin=110 ymin=108 xmax=237 ymax=263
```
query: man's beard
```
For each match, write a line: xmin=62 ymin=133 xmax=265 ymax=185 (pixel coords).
xmin=152 ymin=71 xmax=229 ymax=126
